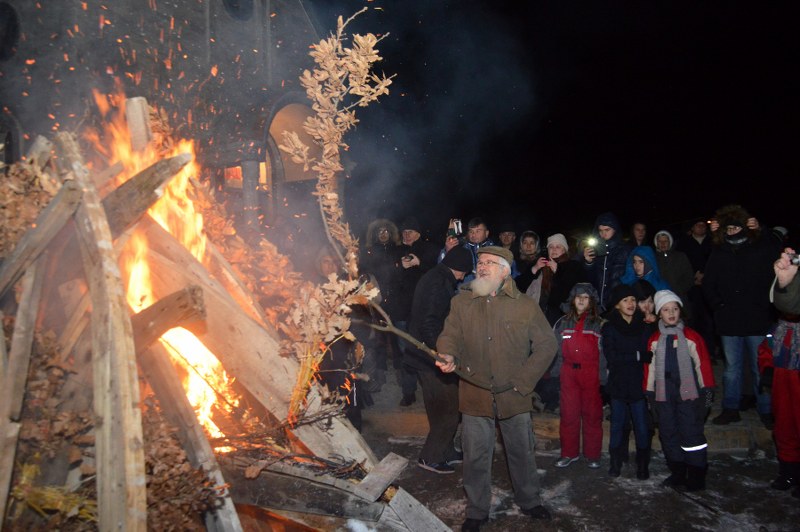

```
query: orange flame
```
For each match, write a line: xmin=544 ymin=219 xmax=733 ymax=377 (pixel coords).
xmin=91 ymin=88 xmax=235 ymax=446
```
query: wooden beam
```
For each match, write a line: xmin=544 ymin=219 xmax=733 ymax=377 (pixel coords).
xmin=101 ymin=152 xmax=192 ymax=237
xmin=130 ymin=285 xmax=205 ymax=351
xmin=24 ymin=135 xmax=53 ymax=170
xmin=2 ymin=259 xmax=46 ymax=422
xmin=137 ymin=341 xmax=242 ymax=532
xmin=54 ymin=132 xmax=147 ymax=532
xmin=0 ymin=258 xmax=45 ymax=523
xmin=387 ymin=487 xmax=451 ymax=532
xmin=0 ymin=180 xmax=82 ymax=299
xmin=125 ymin=97 xmax=153 ymax=153
xmin=352 ymin=452 xmax=408 ymax=501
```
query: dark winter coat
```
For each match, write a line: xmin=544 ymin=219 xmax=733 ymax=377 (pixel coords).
xmin=583 ymin=212 xmax=633 ymax=311
xmin=436 ymin=277 xmax=558 ymax=418
xmin=601 ymin=310 xmax=651 ymax=401
xmin=538 ymin=258 xmax=587 ymax=325
xmin=702 ymin=231 xmax=780 ymax=336
xmin=395 ymin=238 xmax=440 ymax=321
xmin=405 ymin=263 xmax=459 ymax=371
xmin=675 ymin=234 xmax=712 ymax=274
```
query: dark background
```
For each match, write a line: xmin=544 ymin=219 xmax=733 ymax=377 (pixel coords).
xmin=307 ymin=1 xmax=799 ymax=245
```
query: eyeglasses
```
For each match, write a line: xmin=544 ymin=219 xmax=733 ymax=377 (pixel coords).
xmin=476 ymin=259 xmax=502 ymax=268
xmin=378 ymin=228 xmax=389 ymax=234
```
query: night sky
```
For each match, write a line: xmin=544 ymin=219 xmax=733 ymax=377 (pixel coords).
xmin=307 ymin=1 xmax=799 ymax=244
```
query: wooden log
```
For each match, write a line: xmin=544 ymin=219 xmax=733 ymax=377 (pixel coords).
xmin=125 ymin=97 xmax=153 ymax=153
xmin=0 ymin=311 xmax=5 ymax=380
xmin=134 ymin=216 xmax=377 ymax=468
xmin=130 ymin=285 xmax=205 ymax=351
xmin=95 ymin=160 xmax=124 ymax=196
xmin=204 ymin=243 xmax=271 ymax=329
xmin=352 ymin=452 xmax=408 ymax=501
xmin=0 ymin=259 xmax=45 ymax=523
xmin=2 ymin=258 xmax=46 ymax=422
xmin=0 ymin=180 xmax=82 ymax=299
xmin=54 ymin=132 xmax=147 ymax=531
xmin=136 ymin=340 xmax=242 ymax=532
xmin=101 ymin=152 xmax=192 ymax=237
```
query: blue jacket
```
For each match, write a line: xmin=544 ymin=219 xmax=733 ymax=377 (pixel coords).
xmin=620 ymin=245 xmax=671 ymax=291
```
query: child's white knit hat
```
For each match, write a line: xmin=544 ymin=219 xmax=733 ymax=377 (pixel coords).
xmin=654 ymin=290 xmax=682 ymax=315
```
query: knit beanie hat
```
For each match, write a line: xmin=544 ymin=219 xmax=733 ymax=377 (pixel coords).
xmin=609 ymin=284 xmax=637 ymax=308
xmin=654 ymin=290 xmax=682 ymax=314
xmin=546 ymin=233 xmax=569 ymax=253
xmin=400 ymin=217 xmax=420 ymax=232
xmin=441 ymin=246 xmax=474 ymax=273
xmin=631 ymin=279 xmax=656 ymax=302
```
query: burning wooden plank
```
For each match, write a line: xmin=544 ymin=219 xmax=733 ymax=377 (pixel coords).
xmin=54 ymin=132 xmax=147 ymax=531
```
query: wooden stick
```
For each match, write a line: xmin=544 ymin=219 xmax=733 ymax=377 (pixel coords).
xmin=0 ymin=180 xmax=82 ymax=299
xmin=130 ymin=285 xmax=205 ymax=351
xmin=125 ymin=97 xmax=153 ymax=153
xmin=24 ymin=135 xmax=54 ymax=170
xmin=55 ymin=132 xmax=147 ymax=532
xmin=0 ymin=419 xmax=20 ymax=525
xmin=101 ymin=152 xmax=192 ymax=237
xmin=2 ymin=258 xmax=46 ymax=422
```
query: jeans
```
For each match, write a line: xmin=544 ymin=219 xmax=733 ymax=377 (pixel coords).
xmin=720 ymin=335 xmax=771 ymax=414
xmin=609 ymin=398 xmax=650 ymax=450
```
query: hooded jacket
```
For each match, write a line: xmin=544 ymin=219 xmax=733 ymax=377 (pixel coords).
xmin=436 ymin=277 xmax=558 ymax=418
xmin=620 ymin=245 xmax=671 ymax=291
xmin=652 ymin=230 xmax=695 ymax=311
xmin=703 ymin=205 xmax=781 ymax=335
xmin=583 ymin=212 xmax=633 ymax=311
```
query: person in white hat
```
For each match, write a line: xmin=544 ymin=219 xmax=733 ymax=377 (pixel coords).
xmin=644 ymin=290 xmax=716 ymax=491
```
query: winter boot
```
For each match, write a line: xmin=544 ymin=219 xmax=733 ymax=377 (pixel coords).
xmin=712 ymin=408 xmax=741 ymax=425
xmin=772 ymin=460 xmax=800 ymax=491
xmin=608 ymin=447 xmax=623 ymax=478
xmin=662 ymin=460 xmax=687 ymax=487
xmin=685 ymin=464 xmax=707 ymax=491
xmin=635 ymin=448 xmax=651 ymax=480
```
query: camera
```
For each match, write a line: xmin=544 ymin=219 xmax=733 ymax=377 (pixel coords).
xmin=447 ymin=218 xmax=463 ymax=238
xmin=790 ymin=253 xmax=800 ymax=266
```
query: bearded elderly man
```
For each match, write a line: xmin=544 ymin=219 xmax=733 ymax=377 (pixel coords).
xmin=435 ymin=246 xmax=558 ymax=531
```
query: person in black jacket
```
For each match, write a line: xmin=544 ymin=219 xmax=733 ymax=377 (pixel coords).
xmin=405 ymin=245 xmax=474 ymax=474
xmin=703 ymin=205 xmax=781 ymax=425
xmin=583 ymin=212 xmax=633 ymax=312
xmin=602 ymin=284 xmax=653 ymax=478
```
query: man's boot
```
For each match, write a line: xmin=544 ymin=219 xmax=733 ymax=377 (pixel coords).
xmin=685 ymin=464 xmax=707 ymax=491
xmin=662 ymin=460 xmax=687 ymax=487
xmin=608 ymin=447 xmax=623 ymax=478
xmin=772 ymin=460 xmax=800 ymax=490
xmin=635 ymin=448 xmax=650 ymax=480
xmin=712 ymin=408 xmax=741 ymax=425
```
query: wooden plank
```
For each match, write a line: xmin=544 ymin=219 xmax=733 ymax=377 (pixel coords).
xmin=0 ymin=180 xmax=82 ymax=299
xmin=130 ymin=285 xmax=205 ymax=351
xmin=388 ymin=487 xmax=451 ymax=532
xmin=0 ymin=420 xmax=21 ymax=524
xmin=137 ymin=341 xmax=243 ymax=532
xmin=55 ymin=132 xmax=147 ymax=532
xmin=125 ymin=97 xmax=153 ymax=153
xmin=0 ymin=311 xmax=6 ymax=382
xmin=24 ymin=135 xmax=53 ymax=170
xmin=101 ymin=152 xmax=192 ymax=237
xmin=2 ymin=259 xmax=45 ymax=421
xmin=352 ymin=452 xmax=408 ymax=501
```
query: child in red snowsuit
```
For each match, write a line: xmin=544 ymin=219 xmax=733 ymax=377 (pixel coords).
xmin=758 ymin=313 xmax=800 ymax=497
xmin=553 ymin=283 xmax=606 ymax=468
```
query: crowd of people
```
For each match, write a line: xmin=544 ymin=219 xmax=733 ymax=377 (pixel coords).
xmin=313 ymin=204 xmax=797 ymax=531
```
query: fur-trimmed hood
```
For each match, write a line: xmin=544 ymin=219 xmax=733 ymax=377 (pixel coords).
xmin=712 ymin=204 xmax=761 ymax=247
xmin=365 ymin=218 xmax=400 ymax=248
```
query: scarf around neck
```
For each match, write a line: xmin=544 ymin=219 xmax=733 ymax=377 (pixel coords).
xmin=654 ymin=321 xmax=699 ymax=402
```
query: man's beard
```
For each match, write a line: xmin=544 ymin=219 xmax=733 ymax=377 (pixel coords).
xmin=471 ymin=275 xmax=502 ymax=297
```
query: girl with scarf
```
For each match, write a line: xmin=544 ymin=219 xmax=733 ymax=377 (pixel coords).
xmin=602 ymin=284 xmax=653 ymax=479
xmin=644 ymin=290 xmax=715 ymax=491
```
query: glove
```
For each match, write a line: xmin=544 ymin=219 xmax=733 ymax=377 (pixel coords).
xmin=760 ymin=367 xmax=774 ymax=392
xmin=640 ymin=350 xmax=653 ymax=364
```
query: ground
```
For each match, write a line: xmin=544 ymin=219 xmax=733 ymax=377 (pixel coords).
xmin=358 ymin=362 xmax=800 ymax=532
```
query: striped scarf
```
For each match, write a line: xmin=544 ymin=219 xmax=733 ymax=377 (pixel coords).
xmin=773 ymin=320 xmax=800 ymax=371
xmin=654 ymin=321 xmax=699 ymax=402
